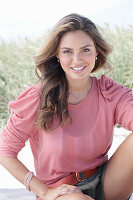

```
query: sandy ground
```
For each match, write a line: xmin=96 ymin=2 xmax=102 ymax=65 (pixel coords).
xmin=0 ymin=189 xmax=35 ymax=200
xmin=0 ymin=127 xmax=133 ymax=199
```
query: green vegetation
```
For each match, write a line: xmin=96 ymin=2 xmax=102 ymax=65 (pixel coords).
xmin=0 ymin=26 xmax=133 ymax=129
xmin=98 ymin=25 xmax=133 ymax=88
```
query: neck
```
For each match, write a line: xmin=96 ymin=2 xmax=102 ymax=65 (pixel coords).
xmin=68 ymin=76 xmax=91 ymax=92
xmin=67 ymin=77 xmax=92 ymax=104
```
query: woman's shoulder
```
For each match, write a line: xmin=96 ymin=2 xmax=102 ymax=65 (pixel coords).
xmin=93 ymin=75 xmax=132 ymax=101
xmin=9 ymin=82 xmax=41 ymax=112
xmin=94 ymin=75 xmax=121 ymax=89
xmin=16 ymin=82 xmax=41 ymax=100
xmin=32 ymin=82 xmax=42 ymax=95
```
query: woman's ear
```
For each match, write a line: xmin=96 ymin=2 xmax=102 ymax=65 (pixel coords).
xmin=56 ymin=55 xmax=59 ymax=60
xmin=96 ymin=53 xmax=98 ymax=60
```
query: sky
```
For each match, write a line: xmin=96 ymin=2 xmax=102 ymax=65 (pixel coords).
xmin=0 ymin=0 xmax=129 ymax=40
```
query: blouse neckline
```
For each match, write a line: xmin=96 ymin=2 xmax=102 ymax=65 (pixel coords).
xmin=68 ymin=76 xmax=94 ymax=110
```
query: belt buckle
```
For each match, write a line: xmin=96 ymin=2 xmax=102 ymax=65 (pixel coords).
xmin=76 ymin=172 xmax=87 ymax=182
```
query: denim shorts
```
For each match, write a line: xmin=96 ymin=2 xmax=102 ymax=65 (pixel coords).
xmin=75 ymin=162 xmax=107 ymax=200
xmin=75 ymin=161 xmax=130 ymax=200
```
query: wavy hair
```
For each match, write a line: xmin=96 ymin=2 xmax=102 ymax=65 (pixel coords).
xmin=34 ymin=13 xmax=112 ymax=132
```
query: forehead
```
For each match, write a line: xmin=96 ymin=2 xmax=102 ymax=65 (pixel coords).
xmin=59 ymin=30 xmax=94 ymax=47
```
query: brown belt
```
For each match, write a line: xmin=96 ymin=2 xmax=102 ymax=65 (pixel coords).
xmin=50 ymin=167 xmax=98 ymax=189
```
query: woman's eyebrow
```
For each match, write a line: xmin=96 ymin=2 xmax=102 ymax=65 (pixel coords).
xmin=61 ymin=47 xmax=73 ymax=50
xmin=80 ymin=44 xmax=93 ymax=49
xmin=61 ymin=44 xmax=93 ymax=50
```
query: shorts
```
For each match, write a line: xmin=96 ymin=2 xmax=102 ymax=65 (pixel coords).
xmin=75 ymin=161 xmax=130 ymax=200
xmin=75 ymin=161 xmax=107 ymax=200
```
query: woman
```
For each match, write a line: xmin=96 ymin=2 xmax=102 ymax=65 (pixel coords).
xmin=0 ymin=13 xmax=133 ymax=200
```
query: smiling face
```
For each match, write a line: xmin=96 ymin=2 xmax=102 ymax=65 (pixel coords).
xmin=57 ymin=30 xmax=98 ymax=82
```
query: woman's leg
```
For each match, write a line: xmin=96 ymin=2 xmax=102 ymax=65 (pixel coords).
xmin=104 ymin=133 xmax=133 ymax=200
xmin=56 ymin=193 xmax=94 ymax=200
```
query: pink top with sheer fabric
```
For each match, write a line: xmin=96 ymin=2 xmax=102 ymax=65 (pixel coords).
xmin=0 ymin=75 xmax=133 ymax=187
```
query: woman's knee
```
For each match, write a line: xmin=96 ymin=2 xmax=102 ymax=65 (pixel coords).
xmin=56 ymin=192 xmax=93 ymax=200
xmin=104 ymin=134 xmax=133 ymax=200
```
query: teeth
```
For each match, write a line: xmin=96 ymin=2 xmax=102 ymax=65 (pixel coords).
xmin=72 ymin=66 xmax=85 ymax=71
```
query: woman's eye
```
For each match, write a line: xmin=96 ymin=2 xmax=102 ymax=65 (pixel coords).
xmin=63 ymin=50 xmax=71 ymax=54
xmin=83 ymin=48 xmax=90 ymax=52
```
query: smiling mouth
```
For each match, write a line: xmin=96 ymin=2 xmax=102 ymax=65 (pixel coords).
xmin=71 ymin=66 xmax=86 ymax=71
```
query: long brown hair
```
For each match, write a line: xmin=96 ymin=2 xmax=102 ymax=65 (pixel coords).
xmin=34 ymin=13 xmax=112 ymax=132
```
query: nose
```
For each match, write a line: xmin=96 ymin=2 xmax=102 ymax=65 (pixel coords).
xmin=72 ymin=53 xmax=82 ymax=65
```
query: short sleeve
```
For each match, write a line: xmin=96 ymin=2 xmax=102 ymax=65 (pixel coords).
xmin=99 ymin=75 xmax=133 ymax=131
xmin=0 ymin=85 xmax=41 ymax=157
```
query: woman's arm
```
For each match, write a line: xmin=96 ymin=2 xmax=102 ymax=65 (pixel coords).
xmin=0 ymin=155 xmax=49 ymax=198
xmin=0 ymin=156 xmax=81 ymax=200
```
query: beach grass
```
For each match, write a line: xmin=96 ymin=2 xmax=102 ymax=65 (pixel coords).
xmin=0 ymin=25 xmax=133 ymax=128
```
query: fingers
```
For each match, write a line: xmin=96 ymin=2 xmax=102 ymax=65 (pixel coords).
xmin=56 ymin=184 xmax=82 ymax=195
xmin=58 ymin=184 xmax=81 ymax=192
xmin=42 ymin=184 xmax=82 ymax=200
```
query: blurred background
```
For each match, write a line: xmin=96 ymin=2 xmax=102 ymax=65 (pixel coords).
xmin=0 ymin=0 xmax=133 ymax=198
xmin=0 ymin=0 xmax=133 ymax=40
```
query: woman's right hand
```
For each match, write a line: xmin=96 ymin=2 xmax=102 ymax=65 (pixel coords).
xmin=42 ymin=184 xmax=82 ymax=200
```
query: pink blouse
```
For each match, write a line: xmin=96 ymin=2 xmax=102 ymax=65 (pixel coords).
xmin=0 ymin=75 xmax=133 ymax=187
